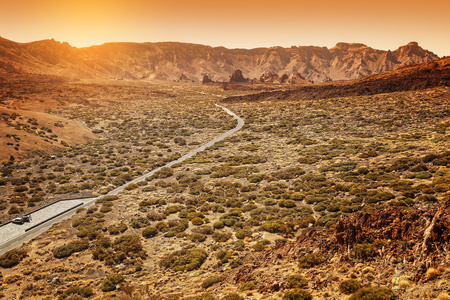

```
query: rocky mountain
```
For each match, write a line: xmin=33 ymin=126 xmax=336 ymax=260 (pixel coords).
xmin=223 ymin=56 xmax=450 ymax=103
xmin=0 ymin=36 xmax=439 ymax=82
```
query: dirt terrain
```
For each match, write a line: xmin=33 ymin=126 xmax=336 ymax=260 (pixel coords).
xmin=1 ymin=58 xmax=450 ymax=299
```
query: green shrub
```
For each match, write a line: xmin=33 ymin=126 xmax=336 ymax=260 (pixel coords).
xmin=351 ymin=243 xmax=375 ymax=260
xmin=339 ymin=279 xmax=362 ymax=294
xmin=125 ymin=183 xmax=139 ymax=190
xmin=231 ymin=239 xmax=245 ymax=251
xmin=278 ymin=199 xmax=296 ymax=208
xmin=349 ymin=287 xmax=396 ymax=300
xmin=366 ymin=192 xmax=395 ymax=204
xmin=100 ymin=205 xmax=113 ymax=213
xmin=60 ymin=286 xmax=94 ymax=299
xmin=101 ymin=273 xmax=124 ymax=292
xmin=107 ymin=235 xmax=146 ymax=264
xmin=131 ymin=217 xmax=150 ymax=228
xmin=230 ymin=258 xmax=243 ymax=268
xmin=271 ymin=167 xmax=306 ymax=180
xmin=239 ymin=281 xmax=255 ymax=291
xmin=159 ymin=248 xmax=207 ymax=272
xmin=142 ymin=226 xmax=158 ymax=238
xmin=261 ymin=220 xmax=295 ymax=235
xmin=185 ymin=293 xmax=215 ymax=300
xmin=192 ymin=225 xmax=214 ymax=235
xmin=212 ymin=232 xmax=232 ymax=243
xmin=201 ymin=275 xmax=225 ymax=289
xmin=286 ymin=275 xmax=308 ymax=289
xmin=418 ymin=194 xmax=438 ymax=202
xmin=216 ymin=250 xmax=231 ymax=264
xmin=248 ymin=174 xmax=265 ymax=183
xmin=53 ymin=239 xmax=89 ymax=259
xmin=0 ymin=248 xmax=27 ymax=268
xmin=151 ymin=167 xmax=174 ymax=179
xmin=191 ymin=217 xmax=204 ymax=226
xmin=155 ymin=221 xmax=168 ymax=232
xmin=189 ymin=233 xmax=206 ymax=243
xmin=298 ymin=253 xmax=325 ymax=268
xmin=282 ymin=289 xmax=312 ymax=300
xmin=108 ymin=222 xmax=128 ymax=235
xmin=253 ymin=239 xmax=270 ymax=252
xmin=235 ymin=229 xmax=251 ymax=240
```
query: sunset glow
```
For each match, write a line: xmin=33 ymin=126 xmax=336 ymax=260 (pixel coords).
xmin=1 ymin=0 xmax=449 ymax=56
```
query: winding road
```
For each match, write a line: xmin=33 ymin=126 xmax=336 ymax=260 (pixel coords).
xmin=0 ymin=104 xmax=244 ymax=255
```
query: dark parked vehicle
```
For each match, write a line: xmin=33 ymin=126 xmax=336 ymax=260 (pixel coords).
xmin=11 ymin=215 xmax=32 ymax=224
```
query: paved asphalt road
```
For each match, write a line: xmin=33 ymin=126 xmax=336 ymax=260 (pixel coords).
xmin=0 ymin=104 xmax=244 ymax=255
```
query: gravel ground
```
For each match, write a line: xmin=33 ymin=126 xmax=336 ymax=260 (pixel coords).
xmin=0 ymin=199 xmax=84 ymax=244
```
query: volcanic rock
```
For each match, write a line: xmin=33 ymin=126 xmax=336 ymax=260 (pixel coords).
xmin=202 ymin=74 xmax=214 ymax=84
xmin=229 ymin=69 xmax=247 ymax=82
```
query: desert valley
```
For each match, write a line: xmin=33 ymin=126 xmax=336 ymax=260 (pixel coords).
xmin=1 ymin=36 xmax=450 ymax=300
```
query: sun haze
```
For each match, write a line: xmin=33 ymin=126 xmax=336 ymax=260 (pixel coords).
xmin=0 ymin=0 xmax=449 ymax=56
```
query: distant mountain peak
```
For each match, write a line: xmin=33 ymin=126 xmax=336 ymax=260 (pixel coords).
xmin=0 ymin=38 xmax=440 ymax=83
xmin=332 ymin=42 xmax=369 ymax=50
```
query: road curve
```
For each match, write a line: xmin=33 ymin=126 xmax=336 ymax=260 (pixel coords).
xmin=108 ymin=104 xmax=244 ymax=195
xmin=0 ymin=104 xmax=244 ymax=255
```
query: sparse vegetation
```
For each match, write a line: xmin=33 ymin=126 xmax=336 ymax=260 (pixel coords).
xmin=349 ymin=287 xmax=396 ymax=300
xmin=159 ymin=248 xmax=207 ymax=272
xmin=298 ymin=253 xmax=326 ymax=268
xmin=282 ymin=289 xmax=312 ymax=300
xmin=0 ymin=248 xmax=27 ymax=268
xmin=201 ymin=275 xmax=225 ymax=289
xmin=339 ymin=279 xmax=362 ymax=294
xmin=1 ymin=66 xmax=450 ymax=300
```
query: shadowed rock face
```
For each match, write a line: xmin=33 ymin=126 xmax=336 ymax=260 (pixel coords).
xmin=0 ymin=37 xmax=440 ymax=82
xmin=229 ymin=69 xmax=247 ymax=82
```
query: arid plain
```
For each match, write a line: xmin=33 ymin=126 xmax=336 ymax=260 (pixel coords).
xmin=1 ymin=37 xmax=450 ymax=300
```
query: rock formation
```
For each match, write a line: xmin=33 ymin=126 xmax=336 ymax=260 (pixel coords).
xmin=229 ymin=69 xmax=247 ymax=82
xmin=0 ymin=37 xmax=440 ymax=83
xmin=202 ymin=74 xmax=214 ymax=84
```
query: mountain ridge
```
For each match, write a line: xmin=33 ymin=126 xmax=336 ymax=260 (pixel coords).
xmin=0 ymin=36 xmax=439 ymax=82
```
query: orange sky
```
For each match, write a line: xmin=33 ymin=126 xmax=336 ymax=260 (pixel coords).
xmin=1 ymin=0 xmax=449 ymax=56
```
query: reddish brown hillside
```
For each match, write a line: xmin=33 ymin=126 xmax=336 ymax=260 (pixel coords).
xmin=0 ymin=37 xmax=439 ymax=82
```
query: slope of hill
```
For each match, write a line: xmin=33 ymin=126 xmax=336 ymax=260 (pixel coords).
xmin=0 ymin=37 xmax=439 ymax=82
xmin=222 ymin=56 xmax=450 ymax=102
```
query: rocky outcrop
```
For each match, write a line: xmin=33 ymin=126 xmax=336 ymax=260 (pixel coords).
xmin=0 ymin=37 xmax=440 ymax=82
xmin=260 ymin=72 xmax=282 ymax=83
xmin=420 ymin=197 xmax=450 ymax=255
xmin=178 ymin=74 xmax=190 ymax=81
xmin=234 ymin=196 xmax=450 ymax=285
xmin=286 ymin=73 xmax=307 ymax=84
xmin=229 ymin=70 xmax=247 ymax=82
xmin=223 ymin=57 xmax=450 ymax=103
xmin=202 ymin=74 xmax=214 ymax=84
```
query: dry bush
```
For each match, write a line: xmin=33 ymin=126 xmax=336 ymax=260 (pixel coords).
xmin=349 ymin=287 xmax=396 ymax=300
xmin=339 ymin=279 xmax=362 ymax=294
xmin=0 ymin=248 xmax=28 ymax=268
xmin=201 ymin=275 xmax=225 ymax=289
xmin=282 ymin=289 xmax=312 ymax=300
xmin=298 ymin=253 xmax=326 ymax=269
xmin=159 ymin=248 xmax=207 ymax=272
